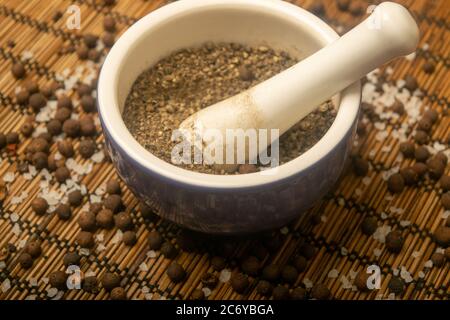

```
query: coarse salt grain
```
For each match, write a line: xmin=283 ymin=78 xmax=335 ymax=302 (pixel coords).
xmin=10 ymin=212 xmax=19 ymax=222
xmin=411 ymin=251 xmax=421 ymax=258
xmin=341 ymin=247 xmax=348 ymax=256
xmin=146 ymin=250 xmax=157 ymax=259
xmin=303 ymin=278 xmax=313 ymax=289
xmin=200 ymin=288 xmax=211 ymax=298
xmin=1 ymin=279 xmax=10 ymax=293
xmin=91 ymin=151 xmax=105 ymax=163
xmin=280 ymin=227 xmax=289 ymax=235
xmin=141 ymin=286 xmax=150 ymax=294
xmin=399 ymin=220 xmax=411 ymax=227
xmin=12 ymin=223 xmax=21 ymax=236
xmin=435 ymin=248 xmax=445 ymax=254
xmin=96 ymin=244 xmax=106 ymax=252
xmin=29 ymin=278 xmax=38 ymax=287
xmin=95 ymin=233 xmax=104 ymax=242
xmin=85 ymin=270 xmax=96 ymax=277
xmin=47 ymin=287 xmax=58 ymax=298
xmin=111 ymin=230 xmax=123 ymax=244
xmin=373 ymin=225 xmax=391 ymax=243
xmin=139 ymin=262 xmax=149 ymax=272
xmin=340 ymin=275 xmax=352 ymax=290
xmin=338 ymin=197 xmax=345 ymax=206
xmin=144 ymin=293 xmax=153 ymax=300
xmin=405 ymin=52 xmax=416 ymax=61
xmin=418 ymin=271 xmax=425 ymax=279
xmin=328 ymin=269 xmax=339 ymax=278
xmin=79 ymin=248 xmax=90 ymax=256
xmin=373 ymin=248 xmax=382 ymax=257
xmin=362 ymin=176 xmax=372 ymax=186
xmin=0 ymin=261 xmax=6 ymax=270
xmin=219 ymin=269 xmax=231 ymax=283
xmin=424 ymin=260 xmax=433 ymax=268
xmin=25 ymin=295 xmax=37 ymax=300
xmin=3 ymin=172 xmax=15 ymax=183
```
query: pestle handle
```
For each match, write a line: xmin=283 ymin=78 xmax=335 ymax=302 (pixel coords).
xmin=253 ymin=1 xmax=420 ymax=135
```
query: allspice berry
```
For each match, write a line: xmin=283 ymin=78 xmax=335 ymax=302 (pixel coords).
xmin=292 ymin=255 xmax=307 ymax=273
xmin=400 ymin=167 xmax=418 ymax=186
xmin=385 ymin=230 xmax=404 ymax=253
xmin=262 ymin=264 xmax=280 ymax=282
xmin=433 ymin=226 xmax=449 ymax=247
xmin=352 ymin=156 xmax=369 ymax=176
xmin=354 ymin=271 xmax=370 ymax=292
xmin=122 ymin=231 xmax=137 ymax=246
xmin=148 ymin=231 xmax=163 ymax=250
xmin=106 ymin=179 xmax=121 ymax=195
xmin=387 ymin=173 xmax=405 ymax=193
xmin=78 ymin=211 xmax=96 ymax=231
xmin=18 ymin=252 xmax=33 ymax=269
xmin=32 ymin=152 xmax=48 ymax=170
xmin=414 ymin=130 xmax=429 ymax=145
xmin=417 ymin=117 xmax=432 ymax=132
xmin=56 ymin=203 xmax=72 ymax=220
xmin=230 ymin=272 xmax=248 ymax=294
xmin=103 ymin=16 xmax=116 ymax=32
xmin=423 ymin=109 xmax=438 ymax=123
xmin=20 ymin=121 xmax=34 ymax=137
xmin=54 ymin=107 xmax=71 ymax=122
xmin=431 ymin=252 xmax=445 ymax=267
xmin=415 ymin=146 xmax=430 ymax=162
xmin=49 ymin=270 xmax=68 ymax=290
xmin=311 ymin=283 xmax=331 ymax=300
xmin=83 ymin=34 xmax=98 ymax=49
xmin=11 ymin=62 xmax=26 ymax=79
xmin=211 ymin=256 xmax=226 ymax=271
xmin=361 ymin=216 xmax=378 ymax=236
xmin=47 ymin=119 xmax=62 ymax=136
xmin=110 ymin=287 xmax=127 ymax=300
xmin=76 ymin=231 xmax=95 ymax=248
xmin=256 ymin=280 xmax=273 ymax=297
xmin=55 ymin=166 xmax=70 ymax=183
xmin=77 ymin=83 xmax=92 ymax=97
xmin=77 ymin=45 xmax=89 ymax=60
xmin=442 ymin=192 xmax=450 ymax=210
xmin=29 ymin=93 xmax=47 ymax=112
xmin=291 ymin=287 xmax=307 ymax=300
xmin=15 ymin=90 xmax=29 ymax=105
xmin=388 ymin=276 xmax=405 ymax=295
xmin=68 ymin=190 xmax=83 ymax=207
xmin=96 ymin=209 xmax=114 ymax=229
xmin=25 ymin=241 xmax=42 ymax=258
xmin=241 ymin=256 xmax=260 ymax=276
xmin=63 ymin=119 xmax=81 ymax=137
xmin=80 ymin=95 xmax=96 ymax=113
xmin=190 ymin=288 xmax=204 ymax=300
xmin=272 ymin=285 xmax=290 ymax=300
xmin=399 ymin=141 xmax=415 ymax=158
xmin=79 ymin=139 xmax=96 ymax=158
xmin=80 ymin=116 xmax=97 ymax=136
xmin=101 ymin=272 xmax=121 ymax=291
xmin=104 ymin=194 xmax=123 ymax=213
xmin=426 ymin=157 xmax=445 ymax=180
xmin=63 ymin=251 xmax=81 ymax=267
xmin=160 ymin=241 xmax=178 ymax=259
xmin=166 ymin=262 xmax=186 ymax=283
xmin=114 ymin=212 xmax=133 ymax=231
xmin=57 ymin=140 xmax=74 ymax=158
xmin=281 ymin=265 xmax=298 ymax=284
xmin=31 ymin=197 xmax=48 ymax=215
xmin=83 ymin=276 xmax=99 ymax=293
xmin=102 ymin=32 xmax=115 ymax=48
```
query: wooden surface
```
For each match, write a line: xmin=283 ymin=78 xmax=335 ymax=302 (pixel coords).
xmin=0 ymin=0 xmax=449 ymax=300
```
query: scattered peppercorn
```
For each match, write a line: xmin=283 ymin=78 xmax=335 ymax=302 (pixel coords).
xmin=422 ymin=61 xmax=435 ymax=74
xmin=441 ymin=192 xmax=450 ymax=210
xmin=281 ymin=265 xmax=298 ymax=284
xmin=11 ymin=62 xmax=26 ymax=79
xmin=102 ymin=272 xmax=121 ymax=291
xmin=83 ymin=276 xmax=99 ymax=293
xmin=122 ymin=231 xmax=137 ymax=246
xmin=291 ymin=287 xmax=307 ymax=300
xmin=31 ymin=197 xmax=48 ymax=215
xmin=49 ymin=270 xmax=68 ymax=290
xmin=80 ymin=116 xmax=97 ymax=136
xmin=352 ymin=156 xmax=369 ymax=176
xmin=272 ymin=285 xmax=289 ymax=300
xmin=20 ymin=121 xmax=34 ymax=137
xmin=76 ymin=231 xmax=95 ymax=248
xmin=68 ymin=190 xmax=83 ymax=206
xmin=414 ymin=130 xmax=429 ymax=145
xmin=63 ymin=251 xmax=81 ymax=267
xmin=55 ymin=166 xmax=70 ymax=183
xmin=412 ymin=162 xmax=428 ymax=178
xmin=190 ymin=289 xmax=204 ymax=300
xmin=399 ymin=141 xmax=415 ymax=158
xmin=79 ymin=139 xmax=96 ymax=158
xmin=18 ymin=252 xmax=33 ymax=269
xmin=388 ymin=276 xmax=405 ymax=295
xmin=78 ymin=211 xmax=96 ymax=232
xmin=433 ymin=226 xmax=449 ymax=247
xmin=400 ymin=167 xmax=418 ymax=186
xmin=55 ymin=107 xmax=71 ymax=122
xmin=211 ymin=256 xmax=226 ymax=271
xmin=404 ymin=75 xmax=418 ymax=92
xmin=57 ymin=140 xmax=74 ymax=158
xmin=96 ymin=209 xmax=114 ymax=229
xmin=361 ymin=216 xmax=378 ymax=236
xmin=385 ymin=230 xmax=404 ymax=253
xmin=103 ymin=16 xmax=116 ymax=32
xmin=63 ymin=119 xmax=81 ymax=137
xmin=431 ymin=252 xmax=445 ymax=267
xmin=104 ymin=194 xmax=123 ymax=213
xmin=292 ymin=255 xmax=307 ymax=273
xmin=387 ymin=173 xmax=405 ymax=193
xmin=106 ymin=179 xmax=121 ymax=195
xmin=427 ymin=157 xmax=445 ymax=180
xmin=114 ymin=212 xmax=133 ymax=231
xmin=230 ymin=272 xmax=248 ymax=294
xmin=47 ymin=119 xmax=62 ymax=136
xmin=15 ymin=90 xmax=29 ymax=105
xmin=56 ymin=203 xmax=72 ymax=220
xmin=161 ymin=241 xmax=178 ymax=259
xmin=102 ymin=32 xmax=115 ymax=48
xmin=167 ymin=262 xmax=186 ymax=283
xmin=311 ymin=283 xmax=331 ymax=300
xmin=423 ymin=109 xmax=438 ymax=123
xmin=262 ymin=264 xmax=280 ymax=282
xmin=148 ymin=231 xmax=163 ymax=250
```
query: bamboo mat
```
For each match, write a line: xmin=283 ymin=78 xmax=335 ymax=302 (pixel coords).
xmin=0 ymin=0 xmax=448 ymax=300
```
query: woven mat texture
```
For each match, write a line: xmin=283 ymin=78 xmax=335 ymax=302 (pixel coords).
xmin=0 ymin=0 xmax=449 ymax=300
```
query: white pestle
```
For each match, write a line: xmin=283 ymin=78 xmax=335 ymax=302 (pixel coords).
xmin=178 ymin=2 xmax=419 ymax=163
